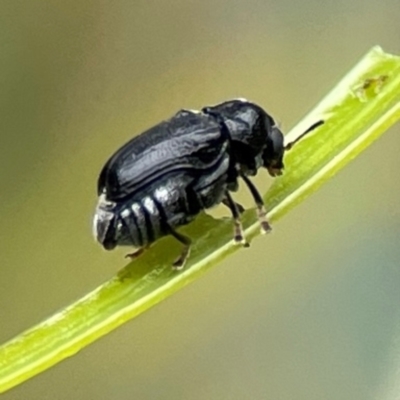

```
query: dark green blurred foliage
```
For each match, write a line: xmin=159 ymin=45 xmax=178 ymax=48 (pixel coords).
xmin=1 ymin=1 xmax=399 ymax=399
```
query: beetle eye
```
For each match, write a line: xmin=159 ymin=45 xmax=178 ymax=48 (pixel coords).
xmin=270 ymin=127 xmax=284 ymax=157
xmin=262 ymin=126 xmax=285 ymax=176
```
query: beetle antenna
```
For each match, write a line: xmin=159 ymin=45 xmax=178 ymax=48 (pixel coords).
xmin=285 ymin=120 xmax=324 ymax=151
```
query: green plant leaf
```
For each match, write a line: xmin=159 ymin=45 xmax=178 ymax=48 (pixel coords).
xmin=1 ymin=46 xmax=399 ymax=393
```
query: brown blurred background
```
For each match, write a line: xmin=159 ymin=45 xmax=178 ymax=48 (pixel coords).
xmin=1 ymin=1 xmax=400 ymax=399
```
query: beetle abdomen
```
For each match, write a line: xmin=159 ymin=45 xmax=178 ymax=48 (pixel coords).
xmin=95 ymin=175 xmax=204 ymax=250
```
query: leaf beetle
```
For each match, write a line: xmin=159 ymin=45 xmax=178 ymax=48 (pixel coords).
xmin=93 ymin=99 xmax=323 ymax=269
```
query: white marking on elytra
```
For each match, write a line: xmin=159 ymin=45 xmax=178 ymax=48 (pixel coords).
xmin=120 ymin=208 xmax=131 ymax=218
xmin=92 ymin=213 xmax=99 ymax=239
xmin=131 ymin=202 xmax=142 ymax=214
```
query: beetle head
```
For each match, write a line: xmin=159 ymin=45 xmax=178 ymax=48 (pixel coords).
xmin=203 ymin=99 xmax=323 ymax=177
xmin=262 ymin=124 xmax=285 ymax=176
xmin=262 ymin=119 xmax=325 ymax=176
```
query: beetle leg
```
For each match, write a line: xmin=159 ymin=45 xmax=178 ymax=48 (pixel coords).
xmin=240 ymin=174 xmax=272 ymax=233
xmin=222 ymin=197 xmax=245 ymax=214
xmin=224 ymin=191 xmax=250 ymax=247
xmin=168 ymin=228 xmax=192 ymax=270
xmin=125 ymin=246 xmax=148 ymax=260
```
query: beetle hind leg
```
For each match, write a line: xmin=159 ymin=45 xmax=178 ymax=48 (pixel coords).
xmin=222 ymin=197 xmax=245 ymax=214
xmin=168 ymin=227 xmax=192 ymax=270
xmin=224 ymin=191 xmax=250 ymax=247
xmin=240 ymin=174 xmax=272 ymax=234
xmin=125 ymin=246 xmax=148 ymax=260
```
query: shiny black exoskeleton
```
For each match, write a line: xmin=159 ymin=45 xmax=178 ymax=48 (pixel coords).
xmin=93 ymin=99 xmax=323 ymax=268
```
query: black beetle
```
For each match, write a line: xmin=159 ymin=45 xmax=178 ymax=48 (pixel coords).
xmin=93 ymin=99 xmax=323 ymax=269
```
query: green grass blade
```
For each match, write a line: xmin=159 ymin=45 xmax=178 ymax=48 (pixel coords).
xmin=1 ymin=46 xmax=399 ymax=393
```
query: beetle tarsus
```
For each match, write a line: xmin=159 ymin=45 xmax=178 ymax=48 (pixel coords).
xmin=255 ymin=204 xmax=272 ymax=234
xmin=125 ymin=247 xmax=147 ymax=260
xmin=260 ymin=220 xmax=272 ymax=234
xmin=233 ymin=222 xmax=249 ymax=247
xmin=169 ymin=227 xmax=192 ymax=270
xmin=240 ymin=174 xmax=272 ymax=234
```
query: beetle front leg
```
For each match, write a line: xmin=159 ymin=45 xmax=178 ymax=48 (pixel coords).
xmin=168 ymin=227 xmax=192 ymax=270
xmin=224 ymin=191 xmax=250 ymax=247
xmin=240 ymin=174 xmax=272 ymax=233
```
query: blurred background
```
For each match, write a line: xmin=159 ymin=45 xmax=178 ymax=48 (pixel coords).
xmin=1 ymin=1 xmax=400 ymax=399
